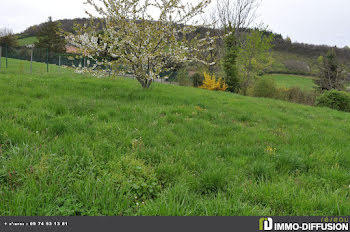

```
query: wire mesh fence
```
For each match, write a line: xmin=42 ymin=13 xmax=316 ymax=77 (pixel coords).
xmin=0 ymin=45 xmax=180 ymax=85
xmin=0 ymin=45 xmax=111 ymax=75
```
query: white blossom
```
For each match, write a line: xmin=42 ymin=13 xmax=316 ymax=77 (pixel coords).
xmin=66 ymin=0 xmax=213 ymax=88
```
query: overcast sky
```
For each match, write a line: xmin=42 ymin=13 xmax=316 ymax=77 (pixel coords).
xmin=1 ymin=0 xmax=349 ymax=48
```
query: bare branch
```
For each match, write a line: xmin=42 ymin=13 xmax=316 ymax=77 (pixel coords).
xmin=211 ymin=0 xmax=260 ymax=33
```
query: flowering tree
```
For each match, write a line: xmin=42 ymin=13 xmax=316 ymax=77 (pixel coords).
xmin=67 ymin=0 xmax=211 ymax=88
xmin=194 ymin=31 xmax=219 ymax=74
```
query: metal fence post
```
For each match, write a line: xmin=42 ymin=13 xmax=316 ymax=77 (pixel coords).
xmin=59 ymin=55 xmax=61 ymax=73
xmin=81 ymin=57 xmax=84 ymax=74
xmin=0 ymin=46 xmax=2 ymax=72
xmin=5 ymin=45 xmax=8 ymax=68
xmin=46 ymin=48 xmax=49 ymax=73
xmin=30 ymin=47 xmax=33 ymax=74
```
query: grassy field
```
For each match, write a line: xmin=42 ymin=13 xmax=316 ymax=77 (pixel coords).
xmin=0 ymin=57 xmax=75 ymax=75
xmin=17 ymin=36 xmax=38 ymax=47
xmin=0 ymin=59 xmax=350 ymax=216
xmin=264 ymin=74 xmax=316 ymax=91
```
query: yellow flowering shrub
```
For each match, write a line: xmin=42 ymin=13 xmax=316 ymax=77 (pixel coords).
xmin=200 ymin=72 xmax=228 ymax=91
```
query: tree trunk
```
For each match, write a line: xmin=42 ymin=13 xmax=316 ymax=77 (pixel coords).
xmin=145 ymin=79 xmax=153 ymax=88
xmin=135 ymin=75 xmax=153 ymax=88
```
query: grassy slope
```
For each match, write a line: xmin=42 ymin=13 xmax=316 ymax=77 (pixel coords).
xmin=17 ymin=37 xmax=38 ymax=47
xmin=271 ymin=50 xmax=350 ymax=76
xmin=0 ymin=57 xmax=71 ymax=75
xmin=271 ymin=51 xmax=319 ymax=75
xmin=0 ymin=59 xmax=350 ymax=216
xmin=264 ymin=74 xmax=316 ymax=91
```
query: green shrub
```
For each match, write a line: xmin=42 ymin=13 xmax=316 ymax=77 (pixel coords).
xmin=315 ymin=90 xmax=350 ymax=112
xmin=284 ymin=87 xmax=305 ymax=102
xmin=252 ymin=78 xmax=278 ymax=98
xmin=279 ymin=87 xmax=318 ymax=105
xmin=191 ymin=73 xmax=204 ymax=88
xmin=176 ymin=69 xmax=192 ymax=86
xmin=250 ymin=80 xmax=318 ymax=106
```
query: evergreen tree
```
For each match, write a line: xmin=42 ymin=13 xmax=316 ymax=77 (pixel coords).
xmin=223 ymin=30 xmax=240 ymax=93
xmin=314 ymin=49 xmax=345 ymax=91
xmin=35 ymin=17 xmax=66 ymax=53
xmin=0 ymin=28 xmax=18 ymax=47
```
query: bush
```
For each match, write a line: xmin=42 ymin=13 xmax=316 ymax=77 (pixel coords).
xmin=176 ymin=69 xmax=192 ymax=86
xmin=279 ymin=87 xmax=318 ymax=105
xmin=315 ymin=90 xmax=350 ymax=112
xmin=200 ymin=72 xmax=228 ymax=91
xmin=346 ymin=73 xmax=350 ymax=82
xmin=251 ymin=78 xmax=278 ymax=98
xmin=191 ymin=73 xmax=204 ymax=88
xmin=250 ymin=80 xmax=318 ymax=106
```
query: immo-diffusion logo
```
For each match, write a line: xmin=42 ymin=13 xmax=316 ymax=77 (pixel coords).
xmin=259 ymin=217 xmax=349 ymax=231
xmin=260 ymin=218 xmax=273 ymax=231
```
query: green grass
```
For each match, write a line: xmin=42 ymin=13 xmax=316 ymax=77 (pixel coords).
xmin=17 ymin=37 xmax=38 ymax=47
xmin=0 ymin=59 xmax=350 ymax=216
xmin=264 ymin=74 xmax=316 ymax=91
xmin=0 ymin=57 xmax=76 ymax=75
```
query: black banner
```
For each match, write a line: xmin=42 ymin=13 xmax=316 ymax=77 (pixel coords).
xmin=0 ymin=216 xmax=349 ymax=232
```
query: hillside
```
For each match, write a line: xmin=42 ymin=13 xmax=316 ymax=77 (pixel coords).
xmin=264 ymin=74 xmax=316 ymax=91
xmin=271 ymin=36 xmax=350 ymax=75
xmin=20 ymin=18 xmax=92 ymax=37
xmin=17 ymin=18 xmax=350 ymax=77
xmin=17 ymin=36 xmax=38 ymax=47
xmin=0 ymin=60 xmax=350 ymax=215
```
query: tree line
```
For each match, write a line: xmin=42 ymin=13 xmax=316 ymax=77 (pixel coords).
xmin=13 ymin=17 xmax=350 ymax=65
xmin=2 ymin=17 xmax=350 ymax=75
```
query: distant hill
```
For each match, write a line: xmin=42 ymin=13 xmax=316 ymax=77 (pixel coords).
xmin=17 ymin=36 xmax=38 ymax=46
xmin=19 ymin=18 xmax=92 ymax=37
xmin=270 ymin=33 xmax=350 ymax=75
xmin=18 ymin=18 xmax=350 ymax=76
